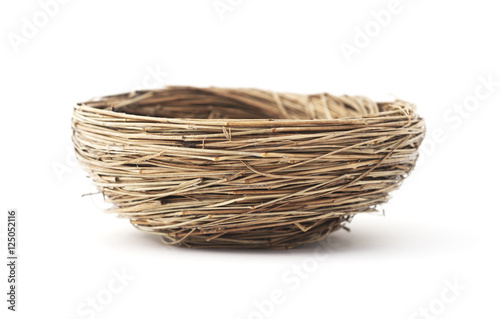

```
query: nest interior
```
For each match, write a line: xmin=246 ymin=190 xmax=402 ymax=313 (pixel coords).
xmin=72 ymin=86 xmax=425 ymax=249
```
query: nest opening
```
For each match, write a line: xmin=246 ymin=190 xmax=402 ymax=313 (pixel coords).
xmin=108 ymin=87 xmax=385 ymax=121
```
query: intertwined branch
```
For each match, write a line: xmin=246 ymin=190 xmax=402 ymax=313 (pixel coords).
xmin=72 ymin=86 xmax=425 ymax=248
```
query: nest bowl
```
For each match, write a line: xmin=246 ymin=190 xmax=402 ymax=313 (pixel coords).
xmin=72 ymin=86 xmax=425 ymax=249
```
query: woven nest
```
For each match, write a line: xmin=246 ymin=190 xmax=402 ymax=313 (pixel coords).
xmin=72 ymin=86 xmax=425 ymax=249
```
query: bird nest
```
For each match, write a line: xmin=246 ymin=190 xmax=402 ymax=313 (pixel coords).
xmin=72 ymin=86 xmax=425 ymax=249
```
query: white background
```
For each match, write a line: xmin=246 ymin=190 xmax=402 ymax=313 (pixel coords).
xmin=1 ymin=0 xmax=499 ymax=318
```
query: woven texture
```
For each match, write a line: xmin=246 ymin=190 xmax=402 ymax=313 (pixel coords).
xmin=72 ymin=86 xmax=425 ymax=248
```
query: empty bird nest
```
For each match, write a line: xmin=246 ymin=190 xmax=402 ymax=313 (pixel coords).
xmin=72 ymin=86 xmax=425 ymax=249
